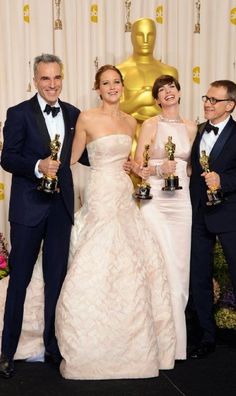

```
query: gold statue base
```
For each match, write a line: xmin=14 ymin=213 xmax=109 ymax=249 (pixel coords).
xmin=206 ymin=189 xmax=223 ymax=206
xmin=162 ymin=175 xmax=182 ymax=191
xmin=38 ymin=175 xmax=59 ymax=194
xmin=133 ymin=183 xmax=153 ymax=200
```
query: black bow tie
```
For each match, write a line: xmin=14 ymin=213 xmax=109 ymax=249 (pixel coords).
xmin=44 ymin=104 xmax=60 ymax=117
xmin=205 ymin=122 xmax=219 ymax=135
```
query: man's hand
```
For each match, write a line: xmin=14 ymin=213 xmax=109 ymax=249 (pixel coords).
xmin=38 ymin=156 xmax=60 ymax=177
xmin=202 ymin=171 xmax=221 ymax=190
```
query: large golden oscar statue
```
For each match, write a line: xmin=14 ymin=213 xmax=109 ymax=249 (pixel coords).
xmin=117 ymin=18 xmax=178 ymax=155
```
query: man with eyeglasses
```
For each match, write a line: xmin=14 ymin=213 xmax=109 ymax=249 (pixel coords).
xmin=188 ymin=80 xmax=236 ymax=359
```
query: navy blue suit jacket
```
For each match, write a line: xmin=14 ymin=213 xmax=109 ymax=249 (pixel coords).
xmin=1 ymin=94 xmax=89 ymax=226
xmin=190 ymin=116 xmax=236 ymax=233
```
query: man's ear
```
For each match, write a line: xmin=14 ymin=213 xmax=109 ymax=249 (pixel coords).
xmin=226 ymin=100 xmax=235 ymax=113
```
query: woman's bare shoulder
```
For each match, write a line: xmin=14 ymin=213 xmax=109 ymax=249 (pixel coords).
xmin=79 ymin=108 xmax=100 ymax=119
xmin=141 ymin=115 xmax=158 ymax=131
xmin=182 ymin=118 xmax=196 ymax=127
xmin=182 ymin=118 xmax=198 ymax=140
xmin=121 ymin=111 xmax=137 ymax=126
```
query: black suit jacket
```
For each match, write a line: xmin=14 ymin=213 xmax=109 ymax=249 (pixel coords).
xmin=1 ymin=94 xmax=89 ymax=226
xmin=190 ymin=116 xmax=236 ymax=233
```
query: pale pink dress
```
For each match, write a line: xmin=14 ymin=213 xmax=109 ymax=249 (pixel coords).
xmin=0 ymin=258 xmax=44 ymax=361
xmin=0 ymin=134 xmax=176 ymax=375
xmin=140 ymin=119 xmax=192 ymax=360
xmin=55 ymin=134 xmax=176 ymax=379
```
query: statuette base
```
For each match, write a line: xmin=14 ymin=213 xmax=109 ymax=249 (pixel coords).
xmin=162 ymin=175 xmax=182 ymax=191
xmin=38 ymin=176 xmax=59 ymax=194
xmin=133 ymin=184 xmax=153 ymax=200
xmin=206 ymin=189 xmax=223 ymax=206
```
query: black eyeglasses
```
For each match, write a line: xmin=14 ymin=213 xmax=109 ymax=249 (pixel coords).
xmin=202 ymin=95 xmax=230 ymax=105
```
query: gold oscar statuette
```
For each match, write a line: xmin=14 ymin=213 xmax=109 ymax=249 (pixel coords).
xmin=194 ymin=0 xmax=201 ymax=33
xmin=133 ymin=144 xmax=153 ymax=200
xmin=124 ymin=0 xmax=132 ymax=32
xmin=38 ymin=134 xmax=61 ymax=193
xmin=199 ymin=150 xmax=223 ymax=206
xmin=54 ymin=0 xmax=62 ymax=30
xmin=162 ymin=136 xmax=182 ymax=191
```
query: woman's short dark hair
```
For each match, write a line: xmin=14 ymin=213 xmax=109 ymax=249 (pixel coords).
xmin=152 ymin=75 xmax=181 ymax=100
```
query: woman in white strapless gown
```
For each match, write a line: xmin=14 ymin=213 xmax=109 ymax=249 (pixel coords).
xmin=0 ymin=256 xmax=44 ymax=361
xmin=55 ymin=65 xmax=175 ymax=379
xmin=0 ymin=66 xmax=175 ymax=377
xmin=134 ymin=75 xmax=197 ymax=360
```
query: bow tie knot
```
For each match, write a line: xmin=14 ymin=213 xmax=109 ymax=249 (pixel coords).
xmin=44 ymin=104 xmax=60 ymax=118
xmin=205 ymin=122 xmax=219 ymax=135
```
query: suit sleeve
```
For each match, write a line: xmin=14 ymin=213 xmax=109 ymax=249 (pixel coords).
xmin=1 ymin=107 xmax=38 ymax=180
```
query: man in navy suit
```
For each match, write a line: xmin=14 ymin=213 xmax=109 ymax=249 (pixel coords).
xmin=189 ymin=80 xmax=236 ymax=359
xmin=0 ymin=53 xmax=88 ymax=378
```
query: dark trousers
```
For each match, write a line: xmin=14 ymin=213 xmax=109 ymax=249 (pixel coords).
xmin=1 ymin=193 xmax=72 ymax=359
xmin=190 ymin=208 xmax=236 ymax=344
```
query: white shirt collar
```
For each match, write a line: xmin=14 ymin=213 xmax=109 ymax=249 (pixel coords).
xmin=209 ymin=116 xmax=230 ymax=135
xmin=37 ymin=93 xmax=60 ymax=112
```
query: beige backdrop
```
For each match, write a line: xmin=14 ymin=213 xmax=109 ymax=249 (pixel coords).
xmin=0 ymin=0 xmax=236 ymax=241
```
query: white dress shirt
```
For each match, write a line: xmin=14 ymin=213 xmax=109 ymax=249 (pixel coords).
xmin=200 ymin=116 xmax=230 ymax=156
xmin=35 ymin=94 xmax=65 ymax=178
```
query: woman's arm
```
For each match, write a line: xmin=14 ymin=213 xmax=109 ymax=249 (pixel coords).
xmin=185 ymin=119 xmax=198 ymax=177
xmin=71 ymin=114 xmax=87 ymax=165
xmin=133 ymin=118 xmax=156 ymax=179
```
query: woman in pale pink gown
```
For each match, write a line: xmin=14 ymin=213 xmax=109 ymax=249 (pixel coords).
xmin=0 ymin=256 xmax=44 ymax=361
xmin=0 ymin=68 xmax=176 ymax=377
xmin=55 ymin=65 xmax=176 ymax=379
xmin=133 ymin=75 xmax=197 ymax=360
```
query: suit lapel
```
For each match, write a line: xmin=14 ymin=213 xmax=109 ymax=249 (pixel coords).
xmin=192 ymin=122 xmax=206 ymax=159
xmin=194 ymin=118 xmax=235 ymax=166
xmin=209 ymin=116 xmax=234 ymax=164
xmin=59 ymin=100 xmax=72 ymax=165
xmin=30 ymin=95 xmax=74 ymax=165
xmin=30 ymin=95 xmax=73 ymax=164
xmin=30 ymin=95 xmax=51 ymax=151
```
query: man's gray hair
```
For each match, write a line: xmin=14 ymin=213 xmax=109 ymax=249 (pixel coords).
xmin=33 ymin=53 xmax=63 ymax=76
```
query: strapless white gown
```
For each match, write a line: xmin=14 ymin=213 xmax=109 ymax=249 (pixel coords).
xmin=55 ymin=134 xmax=176 ymax=379
xmin=0 ymin=256 xmax=44 ymax=360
